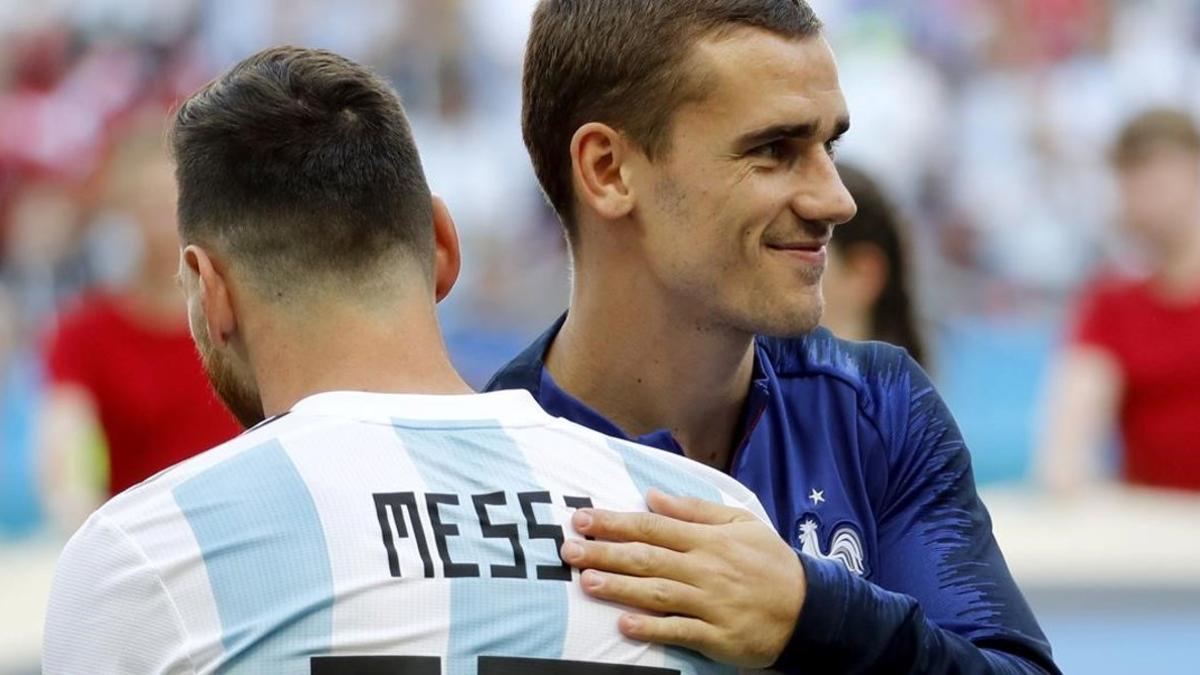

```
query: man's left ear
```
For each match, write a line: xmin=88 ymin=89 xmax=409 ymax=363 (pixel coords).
xmin=430 ymin=194 xmax=461 ymax=302
xmin=182 ymin=244 xmax=238 ymax=347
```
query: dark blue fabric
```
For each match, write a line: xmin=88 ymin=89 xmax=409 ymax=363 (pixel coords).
xmin=485 ymin=316 xmax=1058 ymax=674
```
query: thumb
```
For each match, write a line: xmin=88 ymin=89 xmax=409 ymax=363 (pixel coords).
xmin=645 ymin=488 xmax=754 ymax=525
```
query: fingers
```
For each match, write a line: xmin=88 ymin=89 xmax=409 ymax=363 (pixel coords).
xmin=570 ymin=491 xmax=800 ymax=669
xmin=579 ymin=569 xmax=706 ymax=617
xmin=571 ymin=507 xmax=698 ymax=551
xmin=569 ymin=492 xmax=756 ymax=550
xmin=561 ymin=538 xmax=705 ymax=586
xmin=618 ymin=613 xmax=719 ymax=657
xmin=645 ymin=489 xmax=756 ymax=526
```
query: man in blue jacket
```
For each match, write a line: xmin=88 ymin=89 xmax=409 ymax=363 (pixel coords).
xmin=487 ymin=1 xmax=1058 ymax=673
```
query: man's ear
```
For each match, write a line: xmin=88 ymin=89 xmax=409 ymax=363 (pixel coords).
xmin=430 ymin=195 xmax=461 ymax=302
xmin=182 ymin=245 xmax=238 ymax=347
xmin=570 ymin=122 xmax=637 ymax=221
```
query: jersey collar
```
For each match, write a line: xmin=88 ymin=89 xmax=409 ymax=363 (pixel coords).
xmin=290 ymin=389 xmax=550 ymax=427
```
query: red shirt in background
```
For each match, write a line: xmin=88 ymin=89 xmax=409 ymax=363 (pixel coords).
xmin=45 ymin=293 xmax=241 ymax=495
xmin=1072 ymin=276 xmax=1200 ymax=491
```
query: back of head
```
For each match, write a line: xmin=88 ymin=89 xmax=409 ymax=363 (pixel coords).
xmin=1112 ymin=108 xmax=1200 ymax=170
xmin=1110 ymin=108 xmax=1200 ymax=249
xmin=523 ymin=0 xmax=822 ymax=239
xmin=831 ymin=164 xmax=926 ymax=366
xmin=171 ymin=46 xmax=433 ymax=302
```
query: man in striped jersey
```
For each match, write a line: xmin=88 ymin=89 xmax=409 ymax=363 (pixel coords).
xmin=41 ymin=46 xmax=799 ymax=675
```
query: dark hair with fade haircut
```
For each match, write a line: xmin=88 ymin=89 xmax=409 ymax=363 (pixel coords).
xmin=171 ymin=45 xmax=433 ymax=297
xmin=523 ymin=0 xmax=822 ymax=238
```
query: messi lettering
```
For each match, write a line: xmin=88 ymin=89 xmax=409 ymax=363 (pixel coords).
xmin=373 ymin=491 xmax=593 ymax=580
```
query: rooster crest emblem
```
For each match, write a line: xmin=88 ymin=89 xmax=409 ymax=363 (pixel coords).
xmin=797 ymin=518 xmax=866 ymax=577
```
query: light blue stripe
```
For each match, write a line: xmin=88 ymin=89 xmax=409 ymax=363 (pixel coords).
xmin=396 ymin=422 xmax=567 ymax=675
xmin=174 ymin=441 xmax=333 ymax=674
xmin=607 ymin=439 xmax=736 ymax=675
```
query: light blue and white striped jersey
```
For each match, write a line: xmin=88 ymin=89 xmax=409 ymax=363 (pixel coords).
xmin=43 ymin=390 xmax=771 ymax=675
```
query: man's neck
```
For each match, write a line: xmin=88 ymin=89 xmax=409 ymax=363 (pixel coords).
xmin=247 ymin=300 xmax=473 ymax=418
xmin=547 ymin=257 xmax=756 ymax=470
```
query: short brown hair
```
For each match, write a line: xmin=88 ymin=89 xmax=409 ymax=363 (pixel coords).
xmin=171 ymin=46 xmax=433 ymax=296
xmin=523 ymin=0 xmax=822 ymax=237
xmin=1112 ymin=108 xmax=1200 ymax=169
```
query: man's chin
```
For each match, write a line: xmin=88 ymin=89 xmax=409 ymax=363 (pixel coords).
xmin=749 ymin=302 xmax=824 ymax=339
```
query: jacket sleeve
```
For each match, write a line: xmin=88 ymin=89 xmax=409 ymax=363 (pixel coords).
xmin=774 ymin=355 xmax=1059 ymax=674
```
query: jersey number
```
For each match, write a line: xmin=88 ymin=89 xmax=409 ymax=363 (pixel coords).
xmin=311 ymin=655 xmax=679 ymax=674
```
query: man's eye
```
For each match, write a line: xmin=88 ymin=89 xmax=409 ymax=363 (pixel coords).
xmin=752 ymin=140 xmax=789 ymax=161
xmin=824 ymin=137 xmax=842 ymax=158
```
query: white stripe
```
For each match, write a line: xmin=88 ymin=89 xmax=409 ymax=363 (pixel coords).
xmin=513 ymin=422 xmax=672 ymax=669
xmin=283 ymin=421 xmax=452 ymax=660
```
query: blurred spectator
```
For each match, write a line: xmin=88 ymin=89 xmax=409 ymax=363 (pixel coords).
xmin=822 ymin=164 xmax=928 ymax=366
xmin=1038 ymin=108 xmax=1200 ymax=493
xmin=0 ymin=283 xmax=43 ymax=538
xmin=38 ymin=119 xmax=240 ymax=527
xmin=2 ymin=178 xmax=86 ymax=325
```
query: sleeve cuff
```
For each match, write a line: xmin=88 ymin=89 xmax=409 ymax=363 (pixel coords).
xmin=772 ymin=551 xmax=853 ymax=671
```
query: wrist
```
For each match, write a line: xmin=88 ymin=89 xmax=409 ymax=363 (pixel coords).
xmin=772 ymin=551 xmax=849 ymax=670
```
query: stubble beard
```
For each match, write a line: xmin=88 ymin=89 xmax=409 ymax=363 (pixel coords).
xmin=193 ymin=324 xmax=266 ymax=429
xmin=751 ymin=291 xmax=824 ymax=338
xmin=744 ymin=264 xmax=826 ymax=339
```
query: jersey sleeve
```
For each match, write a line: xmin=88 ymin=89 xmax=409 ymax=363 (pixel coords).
xmin=776 ymin=355 xmax=1059 ymax=674
xmin=43 ymin=511 xmax=196 ymax=675
xmin=43 ymin=310 xmax=95 ymax=389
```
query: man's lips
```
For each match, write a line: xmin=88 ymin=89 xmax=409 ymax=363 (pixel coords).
xmin=766 ymin=241 xmax=829 ymax=264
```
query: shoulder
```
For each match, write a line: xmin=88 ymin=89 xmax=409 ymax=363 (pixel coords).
xmin=1076 ymin=272 xmax=1152 ymax=311
xmin=761 ymin=327 xmax=925 ymax=423
xmin=762 ymin=329 xmax=960 ymax=493
xmin=762 ymin=326 xmax=914 ymax=377
xmin=1069 ymin=273 xmax=1155 ymax=349
xmin=45 ymin=506 xmax=199 ymax=674
xmin=98 ymin=411 xmax=327 ymax=523
xmin=547 ymin=417 xmax=770 ymax=522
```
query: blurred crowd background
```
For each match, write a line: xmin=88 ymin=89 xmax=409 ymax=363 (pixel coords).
xmin=2 ymin=1 xmax=1200 ymax=673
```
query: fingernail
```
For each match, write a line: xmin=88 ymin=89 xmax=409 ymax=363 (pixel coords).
xmin=573 ymin=510 xmax=593 ymax=530
xmin=562 ymin=541 xmax=584 ymax=561
xmin=620 ymin=614 xmax=641 ymax=633
xmin=582 ymin=570 xmax=604 ymax=589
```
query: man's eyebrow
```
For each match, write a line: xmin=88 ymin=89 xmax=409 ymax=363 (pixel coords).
xmin=735 ymin=116 xmax=851 ymax=149
xmin=736 ymin=122 xmax=819 ymax=148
